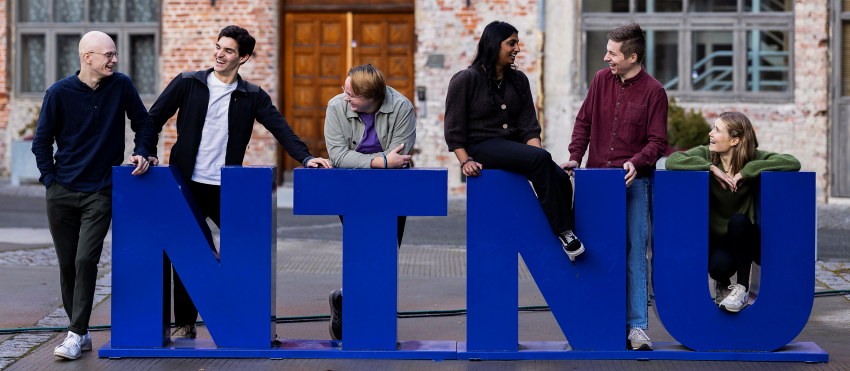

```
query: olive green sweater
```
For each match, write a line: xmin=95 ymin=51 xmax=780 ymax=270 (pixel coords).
xmin=665 ymin=145 xmax=800 ymax=236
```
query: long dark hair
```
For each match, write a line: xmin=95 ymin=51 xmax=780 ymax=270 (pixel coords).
xmin=471 ymin=21 xmax=518 ymax=82
xmin=471 ymin=21 xmax=528 ymax=105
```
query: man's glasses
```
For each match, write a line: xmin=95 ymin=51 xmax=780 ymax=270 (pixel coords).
xmin=89 ymin=51 xmax=118 ymax=60
xmin=342 ymin=87 xmax=359 ymax=99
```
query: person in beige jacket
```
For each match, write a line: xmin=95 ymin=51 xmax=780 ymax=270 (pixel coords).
xmin=322 ymin=64 xmax=416 ymax=341
xmin=324 ymin=64 xmax=415 ymax=169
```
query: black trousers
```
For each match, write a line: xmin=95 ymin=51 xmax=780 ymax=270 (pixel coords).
xmin=46 ymin=183 xmax=112 ymax=335
xmin=468 ymin=137 xmax=574 ymax=235
xmin=172 ymin=181 xmax=221 ymax=327
xmin=709 ymin=214 xmax=761 ymax=290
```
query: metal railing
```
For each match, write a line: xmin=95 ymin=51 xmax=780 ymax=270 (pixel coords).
xmin=661 ymin=49 xmax=789 ymax=92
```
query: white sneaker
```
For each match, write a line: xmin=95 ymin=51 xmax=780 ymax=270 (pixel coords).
xmin=627 ymin=327 xmax=653 ymax=351
xmin=54 ymin=331 xmax=90 ymax=360
xmin=719 ymin=284 xmax=749 ymax=313
xmin=714 ymin=282 xmax=732 ymax=305
xmin=80 ymin=332 xmax=92 ymax=351
xmin=172 ymin=325 xmax=197 ymax=339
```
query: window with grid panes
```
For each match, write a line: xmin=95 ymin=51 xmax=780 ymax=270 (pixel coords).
xmin=582 ymin=0 xmax=793 ymax=101
xmin=16 ymin=0 xmax=159 ymax=96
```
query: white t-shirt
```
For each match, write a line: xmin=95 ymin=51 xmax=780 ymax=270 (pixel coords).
xmin=191 ymin=73 xmax=238 ymax=185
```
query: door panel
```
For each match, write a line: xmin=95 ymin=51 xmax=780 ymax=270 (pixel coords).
xmin=282 ymin=12 xmax=415 ymax=173
xmin=282 ymin=0 xmax=413 ymax=12
xmin=353 ymin=14 xmax=415 ymax=102
xmin=284 ymin=13 xmax=348 ymax=171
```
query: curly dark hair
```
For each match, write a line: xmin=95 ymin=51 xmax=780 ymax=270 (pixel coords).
xmin=218 ymin=25 xmax=256 ymax=58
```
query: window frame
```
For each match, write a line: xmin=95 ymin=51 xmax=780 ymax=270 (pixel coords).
xmin=834 ymin=0 xmax=850 ymax=99
xmin=581 ymin=0 xmax=794 ymax=102
xmin=13 ymin=0 xmax=160 ymax=98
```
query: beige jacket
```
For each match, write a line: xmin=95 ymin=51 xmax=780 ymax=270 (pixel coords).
xmin=324 ymin=86 xmax=416 ymax=168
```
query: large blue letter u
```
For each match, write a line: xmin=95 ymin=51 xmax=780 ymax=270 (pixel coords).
xmin=653 ymin=171 xmax=815 ymax=351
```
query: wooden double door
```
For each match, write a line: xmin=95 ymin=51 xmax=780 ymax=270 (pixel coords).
xmin=281 ymin=12 xmax=415 ymax=172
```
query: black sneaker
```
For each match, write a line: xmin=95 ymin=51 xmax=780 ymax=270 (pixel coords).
xmin=328 ymin=289 xmax=342 ymax=340
xmin=558 ymin=230 xmax=585 ymax=262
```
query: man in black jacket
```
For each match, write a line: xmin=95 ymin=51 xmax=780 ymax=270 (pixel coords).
xmin=148 ymin=25 xmax=331 ymax=339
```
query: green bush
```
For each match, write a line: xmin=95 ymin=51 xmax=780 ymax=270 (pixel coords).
xmin=667 ymin=97 xmax=710 ymax=150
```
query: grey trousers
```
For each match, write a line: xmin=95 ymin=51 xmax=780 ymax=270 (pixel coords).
xmin=46 ymin=182 xmax=112 ymax=335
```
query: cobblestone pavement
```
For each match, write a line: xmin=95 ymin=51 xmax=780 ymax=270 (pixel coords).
xmin=0 ymin=246 xmax=112 ymax=370
xmin=816 ymin=261 xmax=850 ymax=301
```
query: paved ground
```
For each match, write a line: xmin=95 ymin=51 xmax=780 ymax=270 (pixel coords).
xmin=0 ymin=178 xmax=848 ymax=370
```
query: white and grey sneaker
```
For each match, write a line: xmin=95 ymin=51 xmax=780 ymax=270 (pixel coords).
xmin=714 ymin=282 xmax=732 ymax=305
xmin=719 ymin=284 xmax=749 ymax=313
xmin=172 ymin=324 xmax=197 ymax=339
xmin=558 ymin=230 xmax=585 ymax=262
xmin=627 ymin=327 xmax=653 ymax=351
xmin=54 ymin=331 xmax=90 ymax=360
xmin=79 ymin=331 xmax=92 ymax=351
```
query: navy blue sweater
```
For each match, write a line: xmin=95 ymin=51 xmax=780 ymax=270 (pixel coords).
xmin=31 ymin=72 xmax=154 ymax=192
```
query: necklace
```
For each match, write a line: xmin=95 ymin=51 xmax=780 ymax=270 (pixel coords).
xmin=494 ymin=78 xmax=503 ymax=89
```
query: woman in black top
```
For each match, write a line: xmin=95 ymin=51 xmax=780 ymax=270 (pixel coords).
xmin=444 ymin=21 xmax=584 ymax=260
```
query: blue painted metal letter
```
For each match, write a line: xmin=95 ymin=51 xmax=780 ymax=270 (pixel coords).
xmin=653 ymin=171 xmax=815 ymax=351
xmin=111 ymin=166 xmax=276 ymax=348
xmin=466 ymin=169 xmax=626 ymax=351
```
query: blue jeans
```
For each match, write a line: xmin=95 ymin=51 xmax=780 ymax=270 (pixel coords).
xmin=626 ymin=177 xmax=651 ymax=330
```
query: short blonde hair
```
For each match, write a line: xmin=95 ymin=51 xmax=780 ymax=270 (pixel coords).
xmin=348 ymin=64 xmax=386 ymax=103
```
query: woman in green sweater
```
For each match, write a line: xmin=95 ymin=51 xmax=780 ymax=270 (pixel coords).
xmin=665 ymin=111 xmax=800 ymax=313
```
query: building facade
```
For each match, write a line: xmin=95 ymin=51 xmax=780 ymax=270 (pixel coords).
xmin=0 ymin=0 xmax=842 ymax=202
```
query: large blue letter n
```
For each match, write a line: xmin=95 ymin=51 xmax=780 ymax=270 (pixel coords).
xmin=109 ymin=166 xmax=276 ymax=349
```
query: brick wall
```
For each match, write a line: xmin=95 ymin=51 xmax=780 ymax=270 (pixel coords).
xmin=415 ymin=0 xmax=541 ymax=193
xmin=158 ymin=0 xmax=279 ymax=166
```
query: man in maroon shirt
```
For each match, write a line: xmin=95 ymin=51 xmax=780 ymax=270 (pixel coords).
xmin=562 ymin=23 xmax=668 ymax=351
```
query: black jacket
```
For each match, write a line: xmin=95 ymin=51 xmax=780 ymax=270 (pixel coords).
xmin=149 ymin=69 xmax=313 ymax=181
xmin=443 ymin=66 xmax=541 ymax=152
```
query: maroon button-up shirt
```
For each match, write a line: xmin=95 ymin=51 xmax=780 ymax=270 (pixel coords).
xmin=569 ymin=67 xmax=668 ymax=177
